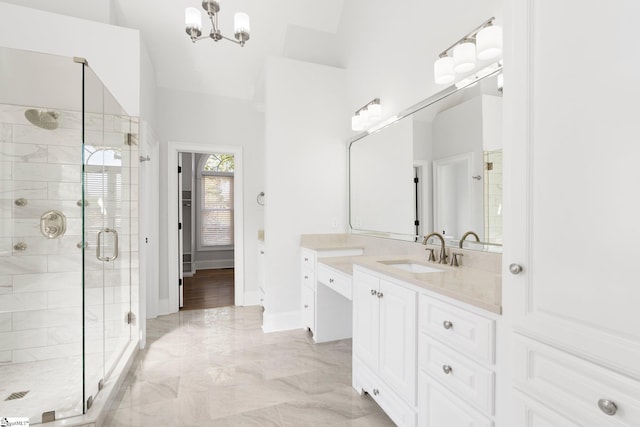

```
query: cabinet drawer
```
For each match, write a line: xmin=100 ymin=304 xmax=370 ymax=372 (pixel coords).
xmin=514 ymin=335 xmax=640 ymax=427
xmin=317 ymin=264 xmax=352 ymax=300
xmin=420 ymin=336 xmax=494 ymax=415
xmin=420 ymin=295 xmax=495 ymax=364
xmin=418 ymin=371 xmax=493 ymax=427
xmin=300 ymin=249 xmax=316 ymax=269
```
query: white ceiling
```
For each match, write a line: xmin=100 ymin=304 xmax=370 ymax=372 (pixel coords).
xmin=112 ymin=0 xmax=346 ymax=100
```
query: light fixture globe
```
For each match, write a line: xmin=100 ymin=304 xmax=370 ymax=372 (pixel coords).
xmin=351 ymin=114 xmax=364 ymax=131
xmin=453 ymin=41 xmax=476 ymax=73
xmin=185 ymin=7 xmax=203 ymax=39
xmin=476 ymin=25 xmax=502 ymax=60
xmin=434 ymin=56 xmax=455 ymax=84
xmin=234 ymin=12 xmax=250 ymax=45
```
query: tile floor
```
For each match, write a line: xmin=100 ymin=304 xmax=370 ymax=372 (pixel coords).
xmin=103 ymin=306 xmax=395 ymax=426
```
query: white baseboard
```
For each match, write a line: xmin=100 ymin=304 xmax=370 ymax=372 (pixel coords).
xmin=262 ymin=309 xmax=301 ymax=333
xmin=243 ymin=290 xmax=262 ymax=306
xmin=195 ymin=259 xmax=234 ymax=270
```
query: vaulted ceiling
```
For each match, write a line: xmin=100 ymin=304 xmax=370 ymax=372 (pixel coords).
xmin=112 ymin=0 xmax=346 ymax=100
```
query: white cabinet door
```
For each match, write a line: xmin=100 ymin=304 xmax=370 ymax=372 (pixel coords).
xmin=353 ymin=271 xmax=380 ymax=370
xmin=504 ymin=0 xmax=640 ymax=378
xmin=379 ymin=279 xmax=416 ymax=404
xmin=301 ymin=284 xmax=315 ymax=331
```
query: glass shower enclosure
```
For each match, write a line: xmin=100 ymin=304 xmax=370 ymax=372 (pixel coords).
xmin=0 ymin=47 xmax=138 ymax=424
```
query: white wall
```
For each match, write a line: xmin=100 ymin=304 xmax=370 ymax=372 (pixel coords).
xmin=262 ymin=56 xmax=347 ymax=331
xmin=0 ymin=2 xmax=140 ymax=116
xmin=336 ymin=0 xmax=502 ymax=132
xmin=0 ymin=0 xmax=113 ymax=24
xmin=156 ymin=88 xmax=264 ymax=313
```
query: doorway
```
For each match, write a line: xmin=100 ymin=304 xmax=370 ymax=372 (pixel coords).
xmin=166 ymin=142 xmax=244 ymax=314
xmin=179 ymin=151 xmax=237 ymax=310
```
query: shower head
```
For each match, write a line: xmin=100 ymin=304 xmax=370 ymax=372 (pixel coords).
xmin=24 ymin=109 xmax=59 ymax=130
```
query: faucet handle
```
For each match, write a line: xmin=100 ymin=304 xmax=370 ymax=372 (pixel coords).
xmin=450 ymin=252 xmax=463 ymax=267
xmin=425 ymin=248 xmax=436 ymax=262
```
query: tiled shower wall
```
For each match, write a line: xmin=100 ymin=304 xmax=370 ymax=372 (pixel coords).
xmin=0 ymin=104 xmax=138 ymax=372
xmin=483 ymin=150 xmax=503 ymax=244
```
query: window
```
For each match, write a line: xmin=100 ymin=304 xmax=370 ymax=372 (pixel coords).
xmin=200 ymin=154 xmax=234 ymax=248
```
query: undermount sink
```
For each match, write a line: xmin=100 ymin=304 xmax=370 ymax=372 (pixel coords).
xmin=378 ymin=260 xmax=443 ymax=274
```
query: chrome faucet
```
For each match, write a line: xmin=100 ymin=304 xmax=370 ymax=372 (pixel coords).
xmin=422 ymin=232 xmax=448 ymax=264
xmin=459 ymin=231 xmax=480 ymax=249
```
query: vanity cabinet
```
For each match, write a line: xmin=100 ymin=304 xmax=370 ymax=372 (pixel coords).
xmin=353 ymin=268 xmax=417 ymax=426
xmin=417 ymin=295 xmax=496 ymax=426
xmin=300 ymin=246 xmax=362 ymax=342
xmin=503 ymin=1 xmax=640 ymax=425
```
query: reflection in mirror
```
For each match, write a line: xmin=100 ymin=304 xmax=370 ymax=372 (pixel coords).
xmin=349 ymin=67 xmax=503 ymax=252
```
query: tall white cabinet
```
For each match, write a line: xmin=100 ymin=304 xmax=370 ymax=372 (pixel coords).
xmin=503 ymin=1 xmax=640 ymax=425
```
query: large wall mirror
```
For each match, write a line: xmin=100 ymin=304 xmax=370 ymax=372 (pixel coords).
xmin=349 ymin=68 xmax=503 ymax=252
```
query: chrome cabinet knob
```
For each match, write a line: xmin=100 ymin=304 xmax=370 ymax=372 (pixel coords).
xmin=442 ymin=365 xmax=453 ymax=375
xmin=304 ymin=304 xmax=308 ymax=308
xmin=509 ymin=263 xmax=523 ymax=275
xmin=443 ymin=320 xmax=453 ymax=330
xmin=304 ymin=257 xmax=309 ymax=262
xmin=377 ymin=292 xmax=384 ymax=298
xmin=598 ymin=399 xmax=618 ymax=416
xmin=370 ymin=289 xmax=377 ymax=296
xmin=304 ymin=275 xmax=308 ymax=279
xmin=372 ymin=389 xmax=379 ymax=396
xmin=329 ymin=278 xmax=334 ymax=283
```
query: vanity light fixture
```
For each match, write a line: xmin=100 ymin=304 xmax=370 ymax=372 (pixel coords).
xmin=185 ymin=1 xmax=250 ymax=47
xmin=351 ymin=98 xmax=382 ymax=131
xmin=434 ymin=17 xmax=502 ymax=85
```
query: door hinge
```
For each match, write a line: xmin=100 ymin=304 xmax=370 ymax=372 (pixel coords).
xmin=179 ymin=278 xmax=182 ymax=287
xmin=126 ymin=311 xmax=135 ymax=325
xmin=414 ymin=177 xmax=419 ymax=183
xmin=125 ymin=133 xmax=137 ymax=146
xmin=178 ymin=222 xmax=182 ymax=230
xmin=178 ymin=165 xmax=182 ymax=173
xmin=414 ymin=220 xmax=420 ymax=226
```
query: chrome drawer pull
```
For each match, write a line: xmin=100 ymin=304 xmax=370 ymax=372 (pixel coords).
xmin=329 ymin=278 xmax=334 ymax=283
xmin=443 ymin=320 xmax=453 ymax=330
xmin=598 ymin=399 xmax=618 ymax=416
xmin=371 ymin=289 xmax=377 ymax=296
xmin=442 ymin=365 xmax=453 ymax=375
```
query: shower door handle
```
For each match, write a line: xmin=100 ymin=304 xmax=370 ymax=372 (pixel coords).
xmin=96 ymin=228 xmax=119 ymax=262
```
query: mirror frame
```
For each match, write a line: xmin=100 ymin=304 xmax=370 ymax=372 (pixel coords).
xmin=347 ymin=63 xmax=503 ymax=247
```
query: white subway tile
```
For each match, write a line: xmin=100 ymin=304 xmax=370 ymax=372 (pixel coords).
xmin=0 ymin=180 xmax=48 ymax=199
xmin=48 ymin=145 xmax=81 ymax=165
xmin=0 ymin=237 xmax=10 ymax=256
xmin=12 ymin=342 xmax=81 ymax=362
xmin=0 ymin=255 xmax=47 ymax=274
xmin=13 ymin=163 xmax=81 ymax=183
xmin=12 ymin=307 xmax=81 ymax=330
xmin=0 ymin=292 xmax=47 ymax=312
xmin=0 ymin=162 xmax=11 ymax=180
xmin=47 ymin=254 xmax=82 ymax=273
xmin=47 ymin=324 xmax=82 ymax=345
xmin=48 ymin=289 xmax=82 ymax=309
xmin=12 ymin=124 xmax=81 ymax=147
xmin=0 ymin=329 xmax=47 ymax=350
xmin=10 ymin=235 xmax=82 ymax=256
xmin=0 ymin=142 xmax=48 ymax=163
xmin=12 ymin=271 xmax=81 ymax=293
xmin=0 ymin=350 xmax=10 ymax=363
xmin=47 ymin=182 xmax=82 ymax=201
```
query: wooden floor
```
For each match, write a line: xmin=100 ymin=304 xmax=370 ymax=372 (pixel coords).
xmin=182 ymin=268 xmax=234 ymax=311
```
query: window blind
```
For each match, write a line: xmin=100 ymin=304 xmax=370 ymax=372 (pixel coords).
xmin=201 ymin=174 xmax=233 ymax=246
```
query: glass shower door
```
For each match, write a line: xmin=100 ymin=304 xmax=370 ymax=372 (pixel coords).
xmin=82 ymin=65 xmax=132 ymax=411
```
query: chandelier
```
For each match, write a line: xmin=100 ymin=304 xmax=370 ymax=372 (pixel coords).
xmin=185 ymin=1 xmax=250 ymax=47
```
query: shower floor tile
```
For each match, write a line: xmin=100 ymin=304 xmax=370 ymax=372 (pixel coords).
xmin=103 ymin=306 xmax=396 ymax=427
xmin=0 ymin=356 xmax=83 ymax=424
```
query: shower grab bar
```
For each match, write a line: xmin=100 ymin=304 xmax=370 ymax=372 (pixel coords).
xmin=96 ymin=228 xmax=119 ymax=262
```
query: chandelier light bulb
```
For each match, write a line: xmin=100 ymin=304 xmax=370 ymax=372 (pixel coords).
xmin=185 ymin=7 xmax=202 ymax=30
xmin=434 ymin=56 xmax=455 ymax=84
xmin=453 ymin=41 xmax=476 ymax=74
xmin=476 ymin=25 xmax=503 ymax=60
xmin=234 ymin=12 xmax=250 ymax=35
